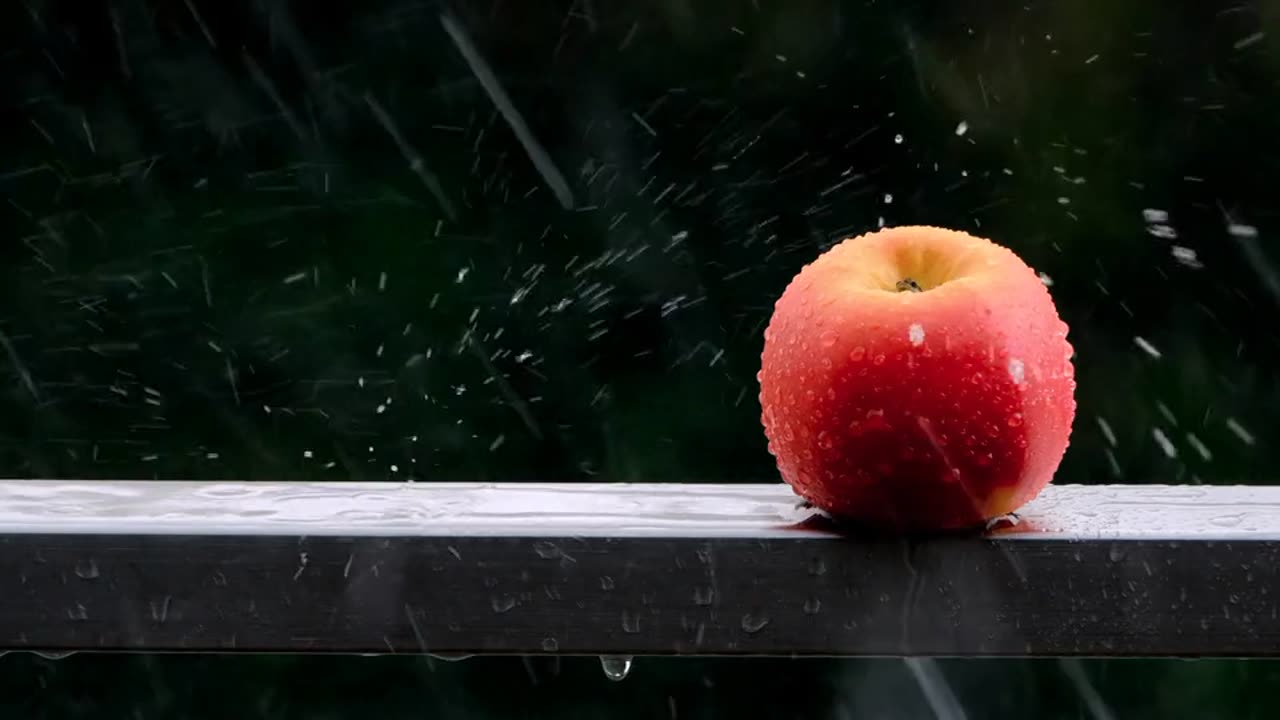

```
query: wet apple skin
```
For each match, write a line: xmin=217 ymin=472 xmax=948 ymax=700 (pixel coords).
xmin=759 ymin=226 xmax=1076 ymax=531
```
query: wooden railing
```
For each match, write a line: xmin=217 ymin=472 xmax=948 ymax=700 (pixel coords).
xmin=0 ymin=481 xmax=1275 ymax=657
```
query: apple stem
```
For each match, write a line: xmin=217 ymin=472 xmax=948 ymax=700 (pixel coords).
xmin=896 ymin=278 xmax=924 ymax=293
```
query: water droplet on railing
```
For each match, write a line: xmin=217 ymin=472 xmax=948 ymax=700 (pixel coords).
xmin=1209 ymin=514 xmax=1244 ymax=528
xmin=540 ymin=637 xmax=559 ymax=652
xmin=621 ymin=610 xmax=642 ymax=634
xmin=532 ymin=541 xmax=562 ymax=560
xmin=803 ymin=597 xmax=822 ymax=615
xmin=491 ymin=594 xmax=517 ymax=613
xmin=74 ymin=559 xmax=99 ymax=580
xmin=600 ymin=654 xmax=633 ymax=681
xmin=740 ymin=613 xmax=770 ymax=634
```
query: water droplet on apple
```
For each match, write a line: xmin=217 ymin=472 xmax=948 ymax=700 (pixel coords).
xmin=873 ymin=353 xmax=886 ymax=365
xmin=1007 ymin=413 xmax=1024 ymax=428
xmin=1008 ymin=358 xmax=1026 ymax=385
xmin=849 ymin=347 xmax=866 ymax=362
xmin=976 ymin=453 xmax=993 ymax=467
xmin=1017 ymin=437 xmax=1029 ymax=448
xmin=820 ymin=332 xmax=837 ymax=348
xmin=817 ymin=432 xmax=834 ymax=450
xmin=908 ymin=323 xmax=925 ymax=346
xmin=850 ymin=409 xmax=892 ymax=437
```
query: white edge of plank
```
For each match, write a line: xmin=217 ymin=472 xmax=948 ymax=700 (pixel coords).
xmin=0 ymin=480 xmax=1276 ymax=539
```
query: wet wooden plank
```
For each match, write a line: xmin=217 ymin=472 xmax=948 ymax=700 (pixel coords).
xmin=0 ymin=481 xmax=1275 ymax=657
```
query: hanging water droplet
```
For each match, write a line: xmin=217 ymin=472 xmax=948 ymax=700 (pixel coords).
xmin=428 ymin=652 xmax=474 ymax=662
xmin=600 ymin=654 xmax=634 ymax=681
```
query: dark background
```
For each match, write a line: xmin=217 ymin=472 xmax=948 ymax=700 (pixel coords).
xmin=1 ymin=0 xmax=1278 ymax=717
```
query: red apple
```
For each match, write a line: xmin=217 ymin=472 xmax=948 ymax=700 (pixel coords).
xmin=758 ymin=225 xmax=1075 ymax=532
